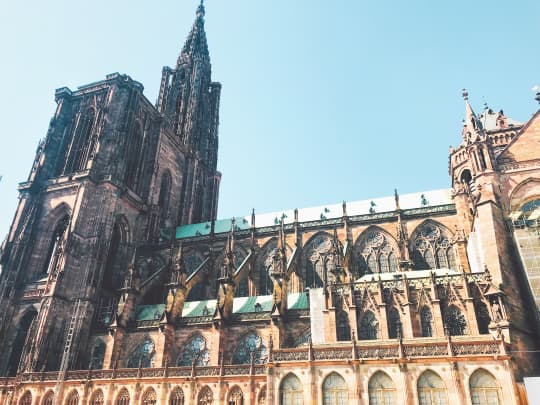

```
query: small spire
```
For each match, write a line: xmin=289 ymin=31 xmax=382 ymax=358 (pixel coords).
xmin=394 ymin=189 xmax=400 ymax=210
xmin=461 ymin=89 xmax=484 ymax=143
xmin=535 ymin=92 xmax=540 ymax=104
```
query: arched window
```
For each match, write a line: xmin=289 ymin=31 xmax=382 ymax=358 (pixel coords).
xmin=387 ymin=307 xmax=401 ymax=339
xmin=197 ymin=386 xmax=213 ymax=405
xmin=470 ymin=369 xmax=501 ymax=405
xmin=8 ymin=310 xmax=37 ymax=376
xmin=368 ymin=371 xmax=397 ymax=405
xmin=304 ymin=234 xmax=333 ymax=288
xmin=127 ymin=338 xmax=155 ymax=368
xmin=65 ymin=391 xmax=79 ymax=405
xmin=64 ymin=108 xmax=95 ymax=174
xmin=178 ymin=334 xmax=210 ymax=366
xmin=141 ymin=388 xmax=157 ymax=405
xmin=257 ymin=387 xmax=267 ymax=405
xmin=228 ymin=386 xmax=244 ymax=405
xmin=169 ymin=387 xmax=184 ymax=405
xmin=89 ymin=340 xmax=105 ymax=369
xmin=322 ymin=372 xmax=347 ymax=405
xmin=355 ymin=230 xmax=399 ymax=276
xmin=336 ymin=310 xmax=351 ymax=341
xmin=444 ymin=305 xmax=467 ymax=336
xmin=474 ymin=301 xmax=491 ymax=335
xmin=280 ymin=373 xmax=303 ymax=405
xmin=420 ymin=306 xmax=433 ymax=337
xmin=258 ymin=240 xmax=279 ymax=295
xmin=115 ymin=389 xmax=130 ymax=405
xmin=42 ymin=391 xmax=54 ymax=405
xmin=158 ymin=171 xmax=172 ymax=226
xmin=19 ymin=391 xmax=32 ymax=405
xmin=42 ymin=215 xmax=69 ymax=276
xmin=418 ymin=371 xmax=448 ymax=405
xmin=125 ymin=123 xmax=144 ymax=192
xmin=412 ymin=222 xmax=457 ymax=270
xmin=232 ymin=332 xmax=268 ymax=364
xmin=89 ymin=390 xmax=104 ymax=405
xmin=103 ymin=222 xmax=124 ymax=292
xmin=359 ymin=311 xmax=379 ymax=340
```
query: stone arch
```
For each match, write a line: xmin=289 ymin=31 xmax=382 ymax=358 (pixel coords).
xmin=169 ymin=387 xmax=184 ymax=405
xmin=417 ymin=370 xmax=448 ymax=405
xmin=279 ymin=373 xmax=303 ymax=405
xmin=231 ymin=330 xmax=268 ymax=364
xmin=19 ymin=390 xmax=32 ymax=405
xmin=197 ymin=386 xmax=213 ymax=405
xmin=115 ymin=388 xmax=130 ymax=405
xmin=368 ymin=371 xmax=397 ymax=404
xmin=469 ymin=368 xmax=501 ymax=405
xmin=140 ymin=387 xmax=157 ymax=405
xmin=410 ymin=220 xmax=456 ymax=270
xmin=508 ymin=177 xmax=540 ymax=211
xmin=64 ymin=389 xmax=80 ymax=405
xmin=322 ymin=372 xmax=347 ymax=404
xmin=302 ymin=231 xmax=334 ymax=288
xmin=89 ymin=389 xmax=104 ymax=405
xmin=353 ymin=226 xmax=399 ymax=276
xmin=227 ymin=386 xmax=244 ymax=405
xmin=42 ymin=391 xmax=54 ymax=405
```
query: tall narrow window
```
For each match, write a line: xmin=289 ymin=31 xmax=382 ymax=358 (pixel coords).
xmin=7 ymin=310 xmax=37 ymax=376
xmin=280 ymin=373 xmax=303 ymax=405
xmin=420 ymin=306 xmax=433 ymax=337
xmin=474 ymin=301 xmax=491 ymax=335
xmin=197 ymin=386 xmax=213 ymax=405
xmin=336 ymin=310 xmax=351 ymax=341
xmin=322 ymin=372 xmax=347 ymax=405
xmin=127 ymin=338 xmax=155 ymax=368
xmin=141 ymin=389 xmax=157 ymax=405
xmin=115 ymin=389 xmax=130 ymax=405
xmin=169 ymin=387 xmax=185 ymax=405
xmin=444 ymin=305 xmax=467 ymax=336
xmin=42 ymin=391 xmax=54 ymax=405
xmin=359 ymin=311 xmax=379 ymax=340
xmin=304 ymin=234 xmax=333 ymax=288
xmin=89 ymin=390 xmax=104 ymax=405
xmin=19 ymin=391 xmax=32 ymax=405
xmin=158 ymin=171 xmax=172 ymax=226
xmin=125 ymin=123 xmax=143 ymax=192
xmin=470 ymin=369 xmax=501 ymax=405
xmin=89 ymin=341 xmax=105 ymax=369
xmin=64 ymin=108 xmax=95 ymax=174
xmin=387 ymin=307 xmax=401 ymax=339
xmin=42 ymin=216 xmax=69 ymax=276
xmin=368 ymin=371 xmax=397 ymax=405
xmin=418 ymin=371 xmax=448 ymax=405
xmin=378 ymin=255 xmax=390 ymax=273
xmin=103 ymin=222 xmax=123 ymax=292
xmin=228 ymin=386 xmax=244 ymax=405
xmin=65 ymin=391 xmax=79 ymax=405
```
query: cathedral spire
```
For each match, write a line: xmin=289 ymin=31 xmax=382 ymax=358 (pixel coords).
xmin=461 ymin=89 xmax=485 ymax=144
xmin=177 ymin=1 xmax=210 ymax=66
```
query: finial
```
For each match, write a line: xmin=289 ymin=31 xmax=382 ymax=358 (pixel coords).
xmin=462 ymin=88 xmax=469 ymax=100
xmin=196 ymin=0 xmax=205 ymax=17
xmin=394 ymin=189 xmax=400 ymax=210
xmin=535 ymin=92 xmax=540 ymax=104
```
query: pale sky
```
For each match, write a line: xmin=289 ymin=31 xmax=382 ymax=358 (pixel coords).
xmin=1 ymin=0 xmax=539 ymax=237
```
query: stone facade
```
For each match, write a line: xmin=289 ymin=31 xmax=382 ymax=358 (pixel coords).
xmin=0 ymin=3 xmax=539 ymax=405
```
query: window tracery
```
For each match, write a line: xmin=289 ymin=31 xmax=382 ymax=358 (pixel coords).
xmin=115 ymin=389 xmax=130 ymax=405
xmin=125 ymin=123 xmax=144 ymax=193
xmin=228 ymin=386 xmax=244 ymax=405
xmin=42 ymin=391 xmax=54 ymax=405
xmin=412 ymin=222 xmax=457 ymax=270
xmin=358 ymin=311 xmax=379 ymax=340
xmin=356 ymin=230 xmax=398 ymax=276
xmin=65 ymin=391 xmax=79 ymax=405
xmin=178 ymin=334 xmax=210 ymax=366
xmin=232 ymin=332 xmax=268 ymax=364
xmin=197 ymin=386 xmax=213 ymax=405
xmin=89 ymin=391 xmax=104 ymax=405
xmin=368 ymin=371 xmax=397 ymax=405
xmin=42 ymin=215 xmax=69 ymax=276
xmin=169 ymin=388 xmax=184 ymax=405
xmin=470 ymin=369 xmax=501 ymax=405
xmin=387 ymin=307 xmax=401 ymax=339
xmin=304 ymin=233 xmax=333 ymax=288
xmin=89 ymin=341 xmax=105 ymax=369
xmin=259 ymin=240 xmax=280 ymax=295
xmin=322 ymin=372 xmax=347 ymax=405
xmin=64 ymin=108 xmax=95 ymax=175
xmin=444 ymin=305 xmax=467 ymax=336
xmin=127 ymin=338 xmax=155 ymax=368
xmin=420 ymin=306 xmax=433 ymax=337
xmin=19 ymin=391 xmax=31 ymax=405
xmin=280 ymin=373 xmax=303 ymax=405
xmin=417 ymin=371 xmax=448 ymax=405
xmin=141 ymin=389 xmax=157 ymax=405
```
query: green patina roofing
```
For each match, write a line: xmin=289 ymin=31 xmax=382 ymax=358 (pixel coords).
xmin=287 ymin=292 xmax=309 ymax=310
xmin=233 ymin=295 xmax=273 ymax=313
xmin=136 ymin=304 xmax=165 ymax=321
xmin=182 ymin=299 xmax=217 ymax=317
xmin=175 ymin=216 xmax=250 ymax=239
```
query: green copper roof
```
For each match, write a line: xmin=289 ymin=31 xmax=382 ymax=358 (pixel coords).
xmin=287 ymin=292 xmax=309 ymax=310
xmin=175 ymin=216 xmax=250 ymax=239
xmin=233 ymin=295 xmax=273 ymax=313
xmin=182 ymin=299 xmax=217 ymax=317
xmin=136 ymin=304 xmax=165 ymax=321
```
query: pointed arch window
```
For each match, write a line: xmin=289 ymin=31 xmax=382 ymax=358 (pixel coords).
xmin=336 ymin=310 xmax=351 ymax=341
xmin=418 ymin=371 xmax=448 ymax=405
xmin=42 ymin=215 xmax=69 ymax=276
xmin=127 ymin=338 xmax=155 ymax=368
xmin=19 ymin=391 xmax=32 ymax=405
xmin=322 ymin=372 xmax=347 ymax=405
xmin=178 ymin=334 xmax=210 ymax=366
xmin=359 ymin=311 xmax=379 ymax=340
xmin=169 ymin=388 xmax=184 ymax=405
xmin=197 ymin=386 xmax=213 ymax=405
xmin=228 ymin=386 xmax=244 ymax=405
xmin=158 ymin=171 xmax=172 ymax=226
xmin=232 ymin=332 xmax=268 ymax=364
xmin=103 ymin=222 xmax=123 ymax=292
xmin=89 ymin=390 xmax=104 ymax=405
xmin=305 ymin=234 xmax=333 ymax=288
xmin=420 ymin=306 xmax=433 ymax=337
xmin=279 ymin=373 xmax=303 ymax=405
xmin=141 ymin=389 xmax=157 ymax=405
xmin=412 ymin=223 xmax=457 ymax=270
xmin=42 ymin=391 xmax=54 ymax=405
xmin=89 ymin=340 xmax=105 ymax=369
xmin=444 ymin=305 xmax=467 ymax=336
xmin=257 ymin=387 xmax=267 ymax=405
xmin=115 ymin=389 xmax=130 ymax=405
xmin=387 ymin=307 xmax=401 ymax=339
xmin=7 ymin=310 xmax=37 ymax=376
xmin=356 ymin=230 xmax=399 ymax=276
xmin=65 ymin=391 xmax=79 ymax=405
xmin=368 ymin=371 xmax=397 ymax=405
xmin=125 ymin=123 xmax=144 ymax=192
xmin=470 ymin=369 xmax=501 ymax=405
xmin=259 ymin=241 xmax=278 ymax=295
xmin=64 ymin=108 xmax=95 ymax=174
xmin=475 ymin=301 xmax=491 ymax=335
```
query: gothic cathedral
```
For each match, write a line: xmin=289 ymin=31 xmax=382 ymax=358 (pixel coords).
xmin=0 ymin=3 xmax=539 ymax=405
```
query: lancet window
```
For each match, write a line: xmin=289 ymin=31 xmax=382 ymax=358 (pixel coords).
xmin=125 ymin=123 xmax=144 ymax=192
xmin=336 ymin=309 xmax=351 ymax=341
xmin=89 ymin=391 xmax=104 ymax=405
xmin=42 ymin=215 xmax=69 ymax=276
xmin=356 ymin=230 xmax=399 ymax=276
xmin=158 ymin=171 xmax=172 ymax=226
xmin=412 ymin=222 xmax=457 ymax=270
xmin=228 ymin=386 xmax=244 ymax=405
xmin=42 ymin=391 xmax=54 ymax=405
xmin=387 ymin=307 xmax=401 ymax=339
xmin=322 ymin=372 xmax=347 ymax=405
xmin=280 ymin=373 xmax=303 ymax=405
xmin=258 ymin=240 xmax=279 ymax=295
xmin=64 ymin=108 xmax=95 ymax=175
xmin=417 ymin=371 xmax=448 ymax=405
xmin=368 ymin=371 xmax=397 ymax=405
xmin=141 ymin=389 xmax=157 ymax=405
xmin=470 ymin=369 xmax=501 ymax=405
xmin=444 ymin=305 xmax=467 ymax=336
xmin=178 ymin=334 xmax=210 ymax=366
xmin=65 ymin=391 xmax=79 ymax=405
xmin=115 ymin=389 xmax=130 ymax=405
xmin=127 ymin=338 xmax=155 ymax=368
xmin=304 ymin=233 xmax=333 ymax=288
xmin=19 ymin=391 xmax=32 ymax=405
xmin=169 ymin=388 xmax=185 ymax=405
xmin=420 ymin=306 xmax=433 ymax=337
xmin=232 ymin=332 xmax=268 ymax=364
xmin=197 ymin=387 xmax=213 ymax=405
xmin=358 ymin=311 xmax=379 ymax=340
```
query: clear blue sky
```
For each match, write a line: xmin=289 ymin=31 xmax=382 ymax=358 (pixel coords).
xmin=1 ymin=0 xmax=539 ymax=237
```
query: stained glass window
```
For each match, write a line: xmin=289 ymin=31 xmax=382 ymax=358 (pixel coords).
xmin=418 ymin=371 xmax=448 ymax=405
xmin=89 ymin=341 xmax=105 ymax=370
xmin=388 ymin=252 xmax=398 ymax=273
xmin=280 ymin=374 xmax=303 ymax=405
xmin=127 ymin=338 xmax=155 ymax=368
xmin=470 ymin=369 xmax=501 ymax=405
xmin=228 ymin=386 xmax=244 ymax=405
xmin=322 ymin=372 xmax=347 ymax=405
xmin=142 ymin=389 xmax=157 ymax=405
xmin=444 ymin=305 xmax=467 ymax=336
xmin=368 ymin=371 xmax=396 ymax=405
xmin=89 ymin=390 xmax=104 ymax=405
xmin=19 ymin=391 xmax=31 ymax=405
xmin=65 ymin=391 xmax=79 ymax=405
xmin=412 ymin=223 xmax=457 ymax=270
xmin=305 ymin=234 xmax=333 ymax=288
xmin=356 ymin=230 xmax=399 ymax=275
xmin=420 ymin=306 xmax=433 ymax=337
xmin=178 ymin=335 xmax=210 ymax=366
xmin=169 ymin=387 xmax=184 ymax=405
xmin=366 ymin=254 xmax=377 ymax=275
xmin=359 ymin=311 xmax=379 ymax=340
xmin=197 ymin=386 xmax=213 ymax=405
xmin=115 ymin=389 xmax=130 ymax=405
xmin=232 ymin=332 xmax=268 ymax=364
xmin=387 ymin=307 xmax=401 ymax=339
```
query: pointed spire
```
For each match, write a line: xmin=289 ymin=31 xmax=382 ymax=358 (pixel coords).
xmin=394 ymin=189 xmax=400 ymax=210
xmin=461 ymin=89 xmax=485 ymax=143
xmin=177 ymin=1 xmax=210 ymax=66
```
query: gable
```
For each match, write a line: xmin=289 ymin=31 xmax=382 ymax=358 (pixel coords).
xmin=498 ymin=109 xmax=540 ymax=163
